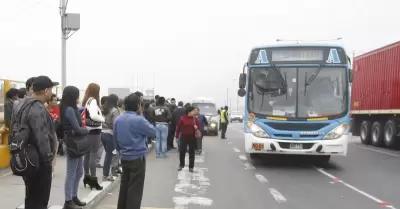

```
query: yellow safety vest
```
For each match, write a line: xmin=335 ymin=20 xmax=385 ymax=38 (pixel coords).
xmin=221 ymin=109 xmax=227 ymax=123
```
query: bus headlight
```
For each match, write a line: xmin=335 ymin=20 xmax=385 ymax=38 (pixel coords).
xmin=246 ymin=122 xmax=270 ymax=138
xmin=323 ymin=123 xmax=349 ymax=140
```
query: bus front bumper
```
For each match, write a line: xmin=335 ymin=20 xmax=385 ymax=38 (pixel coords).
xmin=244 ymin=133 xmax=348 ymax=156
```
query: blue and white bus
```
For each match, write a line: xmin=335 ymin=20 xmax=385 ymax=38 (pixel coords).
xmin=237 ymin=44 xmax=351 ymax=163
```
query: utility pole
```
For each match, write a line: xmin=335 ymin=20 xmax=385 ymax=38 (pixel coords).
xmin=226 ymin=88 xmax=229 ymax=106
xmin=60 ymin=0 xmax=67 ymax=89
xmin=59 ymin=0 xmax=80 ymax=90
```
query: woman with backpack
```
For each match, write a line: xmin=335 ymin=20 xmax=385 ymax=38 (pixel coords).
xmin=101 ymin=94 xmax=121 ymax=181
xmin=60 ymin=86 xmax=90 ymax=209
xmin=81 ymin=83 xmax=105 ymax=190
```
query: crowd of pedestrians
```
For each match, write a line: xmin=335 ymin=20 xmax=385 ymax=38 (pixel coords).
xmin=5 ymin=76 xmax=227 ymax=209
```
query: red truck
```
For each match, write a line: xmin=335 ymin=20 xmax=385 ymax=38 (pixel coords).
xmin=351 ymin=41 xmax=400 ymax=148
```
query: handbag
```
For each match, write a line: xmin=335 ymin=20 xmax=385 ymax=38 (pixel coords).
xmin=66 ymin=109 xmax=90 ymax=158
xmin=193 ymin=117 xmax=202 ymax=140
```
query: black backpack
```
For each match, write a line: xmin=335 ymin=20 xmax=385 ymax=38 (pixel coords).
xmin=8 ymin=99 xmax=41 ymax=176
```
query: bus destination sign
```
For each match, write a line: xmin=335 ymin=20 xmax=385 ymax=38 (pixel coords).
xmin=249 ymin=46 xmax=347 ymax=65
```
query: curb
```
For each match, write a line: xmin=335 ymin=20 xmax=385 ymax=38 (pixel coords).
xmin=83 ymin=142 xmax=154 ymax=209
xmin=16 ymin=142 xmax=154 ymax=209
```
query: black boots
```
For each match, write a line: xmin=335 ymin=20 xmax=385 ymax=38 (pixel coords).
xmin=83 ymin=175 xmax=103 ymax=190
xmin=63 ymin=200 xmax=82 ymax=209
xmin=83 ymin=175 xmax=90 ymax=188
xmin=63 ymin=197 xmax=86 ymax=209
xmin=89 ymin=176 xmax=103 ymax=190
xmin=73 ymin=196 xmax=86 ymax=206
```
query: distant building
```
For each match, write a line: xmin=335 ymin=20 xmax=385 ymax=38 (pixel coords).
xmin=108 ymin=88 xmax=131 ymax=99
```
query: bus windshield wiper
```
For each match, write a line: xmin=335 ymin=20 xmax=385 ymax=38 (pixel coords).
xmin=271 ymin=64 xmax=288 ymax=88
xmin=304 ymin=64 xmax=323 ymax=96
xmin=306 ymin=64 xmax=324 ymax=85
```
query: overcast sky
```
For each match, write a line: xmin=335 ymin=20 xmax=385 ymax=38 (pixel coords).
xmin=0 ymin=0 xmax=399 ymax=106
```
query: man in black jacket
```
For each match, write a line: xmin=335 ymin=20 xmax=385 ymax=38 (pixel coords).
xmin=172 ymin=101 xmax=185 ymax=149
xmin=167 ymin=98 xmax=177 ymax=150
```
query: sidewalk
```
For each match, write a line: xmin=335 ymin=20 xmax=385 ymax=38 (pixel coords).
xmin=0 ymin=143 xmax=153 ymax=209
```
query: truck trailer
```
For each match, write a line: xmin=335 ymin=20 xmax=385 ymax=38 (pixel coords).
xmin=351 ymin=41 xmax=400 ymax=148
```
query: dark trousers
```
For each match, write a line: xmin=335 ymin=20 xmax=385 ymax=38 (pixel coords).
xmin=221 ymin=123 xmax=228 ymax=138
xmin=117 ymin=157 xmax=146 ymax=209
xmin=167 ymin=125 xmax=176 ymax=148
xmin=23 ymin=163 xmax=52 ymax=209
xmin=101 ymin=133 xmax=118 ymax=176
xmin=179 ymin=136 xmax=196 ymax=169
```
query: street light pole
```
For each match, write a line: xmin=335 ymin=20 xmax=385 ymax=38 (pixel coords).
xmin=60 ymin=0 xmax=67 ymax=89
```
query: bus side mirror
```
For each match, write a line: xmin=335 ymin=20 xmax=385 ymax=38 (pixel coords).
xmin=238 ymin=88 xmax=246 ymax=97
xmin=239 ymin=73 xmax=246 ymax=89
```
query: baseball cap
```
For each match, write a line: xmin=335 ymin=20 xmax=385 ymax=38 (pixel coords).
xmin=32 ymin=76 xmax=59 ymax=92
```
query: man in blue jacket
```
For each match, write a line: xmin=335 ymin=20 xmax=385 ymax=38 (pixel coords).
xmin=113 ymin=93 xmax=156 ymax=209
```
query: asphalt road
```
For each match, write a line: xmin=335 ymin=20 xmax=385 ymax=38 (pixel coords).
xmin=95 ymin=123 xmax=400 ymax=209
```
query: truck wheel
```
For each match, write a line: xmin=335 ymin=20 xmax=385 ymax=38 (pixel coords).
xmin=371 ymin=121 xmax=384 ymax=147
xmin=384 ymin=120 xmax=398 ymax=148
xmin=360 ymin=120 xmax=372 ymax=144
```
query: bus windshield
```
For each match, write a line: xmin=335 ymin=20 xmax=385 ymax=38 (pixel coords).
xmin=247 ymin=67 xmax=348 ymax=118
xmin=192 ymin=103 xmax=218 ymax=116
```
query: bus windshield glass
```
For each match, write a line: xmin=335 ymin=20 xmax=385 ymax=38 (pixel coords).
xmin=192 ymin=103 xmax=218 ymax=116
xmin=247 ymin=67 xmax=348 ymax=118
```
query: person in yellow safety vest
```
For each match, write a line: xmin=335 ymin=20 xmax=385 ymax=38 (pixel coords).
xmin=220 ymin=106 xmax=229 ymax=139
xmin=218 ymin=107 xmax=223 ymax=131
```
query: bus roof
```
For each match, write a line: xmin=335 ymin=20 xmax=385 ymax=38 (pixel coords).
xmin=250 ymin=43 xmax=345 ymax=51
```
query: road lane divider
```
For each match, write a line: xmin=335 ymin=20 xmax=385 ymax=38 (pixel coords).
xmin=314 ymin=167 xmax=395 ymax=209
xmin=269 ymin=188 xmax=287 ymax=203
xmin=255 ymin=174 xmax=268 ymax=183
xmin=233 ymin=148 xmax=240 ymax=152
xmin=238 ymin=155 xmax=247 ymax=160
xmin=173 ymin=153 xmax=213 ymax=208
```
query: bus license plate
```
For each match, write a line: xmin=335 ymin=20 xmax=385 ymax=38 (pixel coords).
xmin=289 ymin=143 xmax=303 ymax=149
xmin=252 ymin=143 xmax=264 ymax=151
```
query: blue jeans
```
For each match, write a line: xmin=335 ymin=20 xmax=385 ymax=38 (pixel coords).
xmin=101 ymin=133 xmax=118 ymax=176
xmin=155 ymin=123 xmax=168 ymax=157
xmin=64 ymin=155 xmax=83 ymax=201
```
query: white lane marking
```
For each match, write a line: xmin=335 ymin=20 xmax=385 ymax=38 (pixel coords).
xmin=353 ymin=144 xmax=400 ymax=157
xmin=255 ymin=173 xmax=268 ymax=183
xmin=244 ymin=162 xmax=256 ymax=170
xmin=233 ymin=148 xmax=241 ymax=152
xmin=173 ymin=158 xmax=213 ymax=208
xmin=269 ymin=188 xmax=287 ymax=203
xmin=314 ymin=167 xmax=395 ymax=208
xmin=228 ymin=141 xmax=233 ymax=144
xmin=239 ymin=155 xmax=248 ymax=160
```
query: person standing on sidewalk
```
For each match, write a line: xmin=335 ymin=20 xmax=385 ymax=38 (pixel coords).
xmin=47 ymin=94 xmax=60 ymax=177
xmin=114 ymin=93 xmax=156 ymax=209
xmin=60 ymin=86 xmax=89 ymax=209
xmin=10 ymin=76 xmax=58 ymax=209
xmin=151 ymin=96 xmax=172 ymax=158
xmin=101 ymin=94 xmax=121 ymax=181
xmin=81 ymin=83 xmax=105 ymax=190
